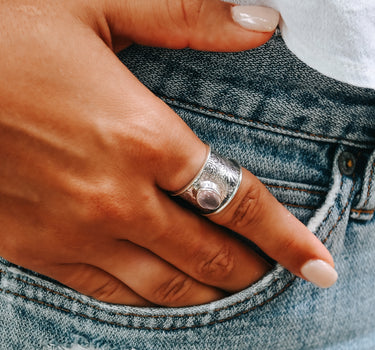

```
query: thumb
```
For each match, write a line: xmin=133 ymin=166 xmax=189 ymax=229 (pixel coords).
xmin=102 ymin=0 xmax=279 ymax=51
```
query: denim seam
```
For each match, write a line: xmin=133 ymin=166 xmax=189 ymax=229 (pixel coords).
xmin=0 ymin=271 xmax=281 ymax=319
xmin=363 ymin=159 xmax=375 ymax=208
xmin=322 ymin=177 xmax=355 ymax=245
xmin=0 ymin=178 xmax=356 ymax=330
xmin=266 ymin=184 xmax=326 ymax=196
xmin=282 ymin=203 xmax=316 ymax=210
xmin=306 ymin=176 xmax=342 ymax=237
xmin=160 ymin=95 xmax=375 ymax=147
xmin=0 ymin=279 xmax=296 ymax=331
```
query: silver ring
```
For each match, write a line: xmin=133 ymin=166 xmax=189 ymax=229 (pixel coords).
xmin=172 ymin=146 xmax=242 ymax=215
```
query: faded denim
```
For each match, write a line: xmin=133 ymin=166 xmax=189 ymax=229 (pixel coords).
xmin=1 ymin=32 xmax=374 ymax=349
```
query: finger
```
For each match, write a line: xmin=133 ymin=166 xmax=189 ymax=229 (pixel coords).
xmin=101 ymin=0 xmax=279 ymax=51
xmin=210 ymin=169 xmax=338 ymax=288
xmin=123 ymin=188 xmax=271 ymax=293
xmin=48 ymin=263 xmax=152 ymax=306
xmin=87 ymin=240 xmax=225 ymax=307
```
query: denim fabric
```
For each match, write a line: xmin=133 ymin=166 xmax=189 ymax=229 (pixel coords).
xmin=1 ymin=33 xmax=374 ymax=349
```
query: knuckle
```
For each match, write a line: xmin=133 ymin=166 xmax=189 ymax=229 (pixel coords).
xmin=61 ymin=265 xmax=125 ymax=303
xmin=179 ymin=0 xmax=205 ymax=28
xmin=195 ymin=246 xmax=235 ymax=283
xmin=130 ymin=133 xmax=162 ymax=165
xmin=124 ymin=123 xmax=171 ymax=173
xmin=125 ymin=117 xmax=167 ymax=159
xmin=70 ymin=175 xmax=158 ymax=238
xmin=164 ymin=0 xmax=205 ymax=35
xmin=230 ymin=184 xmax=266 ymax=230
xmin=100 ymin=115 xmax=168 ymax=170
xmin=74 ymin=180 xmax=129 ymax=224
xmin=281 ymin=235 xmax=299 ymax=252
xmin=153 ymin=274 xmax=194 ymax=306
xmin=89 ymin=279 xmax=124 ymax=302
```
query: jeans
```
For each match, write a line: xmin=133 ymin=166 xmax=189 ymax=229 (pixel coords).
xmin=1 ymin=32 xmax=374 ymax=349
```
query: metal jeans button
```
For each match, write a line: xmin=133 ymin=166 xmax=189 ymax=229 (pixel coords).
xmin=338 ymin=152 xmax=356 ymax=176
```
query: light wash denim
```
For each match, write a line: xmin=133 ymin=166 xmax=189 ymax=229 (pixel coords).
xmin=1 ymin=32 xmax=374 ymax=349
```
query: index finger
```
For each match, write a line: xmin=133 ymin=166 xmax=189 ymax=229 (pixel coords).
xmin=210 ymin=167 xmax=338 ymax=288
xmin=154 ymin=117 xmax=338 ymax=288
xmin=116 ymin=71 xmax=338 ymax=289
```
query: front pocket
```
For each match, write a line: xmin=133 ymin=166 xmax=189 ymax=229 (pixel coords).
xmin=0 ymin=140 xmax=358 ymax=335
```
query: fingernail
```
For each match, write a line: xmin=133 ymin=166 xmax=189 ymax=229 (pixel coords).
xmin=231 ymin=6 xmax=280 ymax=32
xmin=301 ymin=260 xmax=338 ymax=288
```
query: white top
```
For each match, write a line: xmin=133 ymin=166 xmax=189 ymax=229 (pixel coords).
xmin=227 ymin=0 xmax=375 ymax=89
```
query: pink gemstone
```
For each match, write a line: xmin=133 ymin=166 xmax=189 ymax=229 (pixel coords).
xmin=197 ymin=189 xmax=221 ymax=210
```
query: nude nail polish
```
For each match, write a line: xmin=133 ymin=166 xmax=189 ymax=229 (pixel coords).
xmin=301 ymin=260 xmax=338 ymax=288
xmin=231 ymin=6 xmax=280 ymax=32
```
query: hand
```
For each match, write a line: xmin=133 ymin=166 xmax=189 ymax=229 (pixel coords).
xmin=0 ymin=0 xmax=336 ymax=307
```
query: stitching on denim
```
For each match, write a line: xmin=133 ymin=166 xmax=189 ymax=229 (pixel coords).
xmin=363 ymin=160 xmax=375 ymax=208
xmin=350 ymin=208 xmax=375 ymax=215
xmin=0 ymin=271 xmax=281 ymax=319
xmin=0 ymin=288 xmax=72 ymax=314
xmin=0 ymin=279 xmax=296 ymax=331
xmin=160 ymin=96 xmax=375 ymax=146
xmin=266 ymin=184 xmax=326 ymax=196
xmin=282 ymin=203 xmax=316 ymax=210
xmin=322 ymin=179 xmax=356 ymax=245
xmin=0 ymin=179 xmax=356 ymax=330
xmin=308 ymin=177 xmax=344 ymax=236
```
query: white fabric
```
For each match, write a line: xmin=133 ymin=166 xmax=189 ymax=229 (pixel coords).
xmin=227 ymin=0 xmax=375 ymax=89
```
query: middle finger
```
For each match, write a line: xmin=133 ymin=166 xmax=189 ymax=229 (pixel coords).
xmin=122 ymin=189 xmax=271 ymax=293
xmin=87 ymin=240 xmax=225 ymax=307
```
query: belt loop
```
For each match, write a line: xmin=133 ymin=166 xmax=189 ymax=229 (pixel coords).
xmin=350 ymin=149 xmax=375 ymax=220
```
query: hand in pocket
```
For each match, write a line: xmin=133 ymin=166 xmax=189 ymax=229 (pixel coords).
xmin=0 ymin=0 xmax=335 ymax=307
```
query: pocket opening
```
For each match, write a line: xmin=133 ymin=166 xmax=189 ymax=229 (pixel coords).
xmin=0 ymin=148 xmax=358 ymax=331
